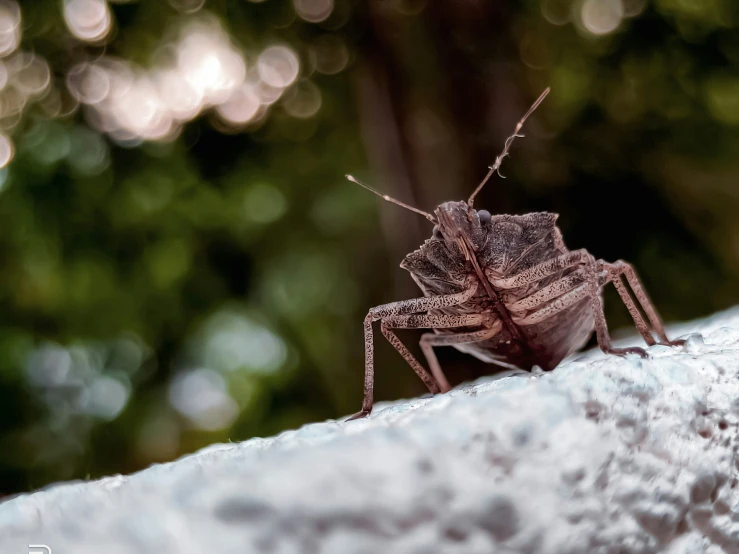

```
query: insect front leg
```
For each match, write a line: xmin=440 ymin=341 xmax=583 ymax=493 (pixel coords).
xmin=600 ymin=260 xmax=685 ymax=347
xmin=348 ymin=282 xmax=479 ymax=421
xmin=420 ymin=319 xmax=503 ymax=392
xmin=381 ymin=313 xmax=491 ymax=394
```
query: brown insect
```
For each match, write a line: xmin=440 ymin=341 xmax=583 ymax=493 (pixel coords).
xmin=346 ymin=87 xmax=685 ymax=420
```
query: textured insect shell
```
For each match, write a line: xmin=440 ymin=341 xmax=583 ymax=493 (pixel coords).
xmin=400 ymin=211 xmax=595 ymax=371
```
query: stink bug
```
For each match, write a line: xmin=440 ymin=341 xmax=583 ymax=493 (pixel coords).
xmin=346 ymin=87 xmax=684 ymax=420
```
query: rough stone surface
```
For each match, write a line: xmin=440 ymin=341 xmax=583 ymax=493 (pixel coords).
xmin=3 ymin=309 xmax=739 ymax=554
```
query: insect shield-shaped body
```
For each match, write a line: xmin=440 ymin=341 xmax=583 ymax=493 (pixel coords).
xmin=347 ymin=88 xmax=684 ymax=420
xmin=403 ymin=203 xmax=591 ymax=372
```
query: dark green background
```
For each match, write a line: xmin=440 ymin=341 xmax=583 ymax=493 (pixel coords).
xmin=1 ymin=0 xmax=736 ymax=495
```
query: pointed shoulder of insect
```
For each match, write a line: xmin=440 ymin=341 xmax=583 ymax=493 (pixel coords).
xmin=400 ymin=237 xmax=468 ymax=285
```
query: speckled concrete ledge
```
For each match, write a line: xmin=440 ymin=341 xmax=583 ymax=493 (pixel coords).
xmin=2 ymin=309 xmax=739 ymax=554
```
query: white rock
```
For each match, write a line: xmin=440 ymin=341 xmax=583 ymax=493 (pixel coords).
xmin=3 ymin=308 xmax=739 ymax=554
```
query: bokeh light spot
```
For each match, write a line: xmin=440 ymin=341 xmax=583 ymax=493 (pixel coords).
xmin=29 ymin=121 xmax=73 ymax=165
xmin=0 ymin=0 xmax=20 ymax=57
xmin=309 ymin=34 xmax=349 ymax=75
xmin=155 ymin=69 xmax=201 ymax=120
xmin=146 ymin=238 xmax=192 ymax=288
xmin=581 ymin=0 xmax=624 ymax=35
xmin=252 ymin=76 xmax=284 ymax=105
xmin=168 ymin=368 xmax=239 ymax=431
xmin=24 ymin=338 xmax=146 ymax=424
xmin=12 ymin=53 xmax=51 ymax=96
xmin=63 ymin=0 xmax=112 ymax=43
xmin=80 ymin=375 xmax=130 ymax=420
xmin=541 ymin=0 xmax=571 ymax=25
xmin=168 ymin=0 xmax=205 ymax=13
xmin=26 ymin=345 xmax=72 ymax=387
xmin=216 ymin=84 xmax=261 ymax=125
xmin=243 ymin=183 xmax=288 ymax=224
xmin=0 ymin=133 xmax=14 ymax=168
xmin=258 ymin=46 xmax=300 ymax=89
xmin=197 ymin=310 xmax=289 ymax=374
xmin=69 ymin=18 xmax=266 ymax=143
xmin=705 ymin=76 xmax=739 ymax=125
xmin=622 ymin=0 xmax=646 ymax=17
xmin=0 ymin=85 xmax=26 ymax=117
xmin=520 ymin=32 xmax=551 ymax=70
xmin=0 ymin=167 xmax=8 ymax=193
xmin=67 ymin=63 xmax=110 ymax=104
xmin=293 ymin=0 xmax=334 ymax=23
xmin=283 ymin=79 xmax=322 ymax=119
xmin=0 ymin=60 xmax=7 ymax=90
xmin=67 ymin=126 xmax=110 ymax=175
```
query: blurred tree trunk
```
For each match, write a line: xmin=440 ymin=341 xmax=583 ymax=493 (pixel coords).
xmin=356 ymin=0 xmax=528 ymax=299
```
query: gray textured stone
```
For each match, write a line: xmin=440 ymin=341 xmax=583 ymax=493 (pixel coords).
xmin=3 ymin=308 xmax=739 ymax=554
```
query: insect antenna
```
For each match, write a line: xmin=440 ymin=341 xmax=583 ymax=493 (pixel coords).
xmin=346 ymin=174 xmax=437 ymax=223
xmin=467 ymin=87 xmax=550 ymax=209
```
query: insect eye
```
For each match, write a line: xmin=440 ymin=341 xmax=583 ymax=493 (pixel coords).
xmin=478 ymin=210 xmax=491 ymax=225
xmin=432 ymin=225 xmax=443 ymax=240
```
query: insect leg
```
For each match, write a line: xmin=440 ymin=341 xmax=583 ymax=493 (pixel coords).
xmin=511 ymin=264 xmax=656 ymax=347
xmin=511 ymin=258 xmax=648 ymax=358
xmin=598 ymin=262 xmax=656 ymax=346
xmin=487 ymin=249 xmax=592 ymax=290
xmin=420 ymin=320 xmax=503 ymax=392
xmin=348 ymin=282 xmax=479 ymax=421
xmin=512 ymin=283 xmax=590 ymax=326
xmin=381 ymin=313 xmax=489 ymax=394
xmin=505 ymin=268 xmax=588 ymax=314
xmin=601 ymin=260 xmax=685 ymax=347
xmin=585 ymin=258 xmax=649 ymax=358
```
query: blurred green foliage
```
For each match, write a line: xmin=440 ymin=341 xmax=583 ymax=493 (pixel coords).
xmin=1 ymin=0 xmax=738 ymax=494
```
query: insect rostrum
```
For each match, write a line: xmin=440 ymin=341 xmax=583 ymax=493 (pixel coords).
xmin=347 ymin=88 xmax=684 ymax=421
